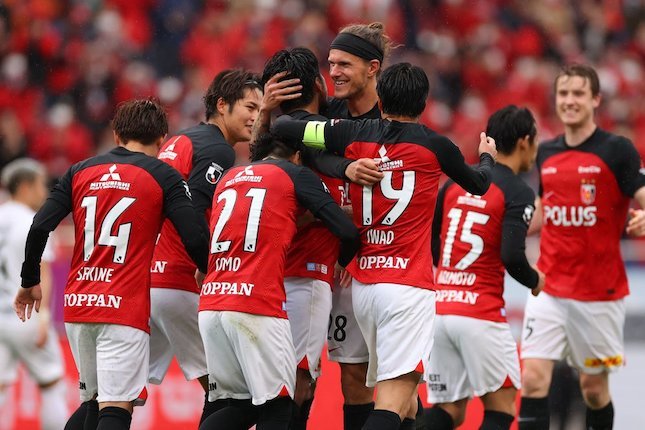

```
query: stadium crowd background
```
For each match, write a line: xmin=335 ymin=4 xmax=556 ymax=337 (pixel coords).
xmin=0 ymin=0 xmax=644 ymax=429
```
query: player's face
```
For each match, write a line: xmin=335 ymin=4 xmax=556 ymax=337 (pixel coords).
xmin=555 ymin=75 xmax=600 ymax=129
xmin=328 ymin=49 xmax=371 ymax=100
xmin=223 ymin=88 xmax=262 ymax=143
xmin=520 ymin=134 xmax=539 ymax=173
xmin=27 ymin=174 xmax=48 ymax=211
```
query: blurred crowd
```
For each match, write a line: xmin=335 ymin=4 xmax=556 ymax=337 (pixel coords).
xmin=0 ymin=0 xmax=644 ymax=178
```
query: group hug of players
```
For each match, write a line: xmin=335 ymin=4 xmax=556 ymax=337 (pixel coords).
xmin=10 ymin=21 xmax=645 ymax=430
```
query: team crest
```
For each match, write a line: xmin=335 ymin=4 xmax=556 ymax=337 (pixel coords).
xmin=205 ymin=162 xmax=224 ymax=184
xmin=580 ymin=180 xmax=596 ymax=205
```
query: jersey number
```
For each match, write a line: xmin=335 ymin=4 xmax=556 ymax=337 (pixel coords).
xmin=81 ymin=196 xmax=136 ymax=264
xmin=211 ymin=188 xmax=267 ymax=254
xmin=441 ymin=208 xmax=490 ymax=270
xmin=362 ymin=171 xmax=415 ymax=226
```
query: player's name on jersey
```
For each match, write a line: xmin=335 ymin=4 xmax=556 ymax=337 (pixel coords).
xmin=64 ymin=293 xmax=122 ymax=309
xmin=543 ymin=205 xmax=597 ymax=227
xmin=200 ymin=282 xmax=254 ymax=296
xmin=76 ymin=266 xmax=115 ymax=282
xmin=435 ymin=288 xmax=480 ymax=305
xmin=436 ymin=270 xmax=477 ymax=286
xmin=366 ymin=229 xmax=395 ymax=245
xmin=358 ymin=255 xmax=409 ymax=270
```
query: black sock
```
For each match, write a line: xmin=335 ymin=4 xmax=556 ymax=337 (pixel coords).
xmin=362 ymin=409 xmax=401 ymax=430
xmin=257 ymin=397 xmax=294 ymax=430
xmin=200 ymin=393 xmax=224 ymax=425
xmin=424 ymin=406 xmax=453 ymax=430
xmin=586 ymin=401 xmax=613 ymax=430
xmin=344 ymin=402 xmax=375 ymax=430
xmin=65 ymin=402 xmax=88 ymax=430
xmin=199 ymin=400 xmax=259 ymax=430
xmin=96 ymin=406 xmax=131 ymax=430
xmin=518 ymin=397 xmax=549 ymax=430
xmin=400 ymin=418 xmax=416 ymax=430
xmin=480 ymin=410 xmax=514 ymax=430
xmin=291 ymin=398 xmax=314 ymax=430
xmin=415 ymin=396 xmax=426 ymax=430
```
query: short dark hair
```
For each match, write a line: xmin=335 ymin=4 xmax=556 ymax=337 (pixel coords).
xmin=555 ymin=64 xmax=600 ymax=97
xmin=204 ymin=69 xmax=262 ymax=120
xmin=1 ymin=158 xmax=46 ymax=196
xmin=250 ymin=131 xmax=303 ymax=162
xmin=377 ymin=63 xmax=429 ymax=118
xmin=111 ymin=98 xmax=168 ymax=146
xmin=486 ymin=105 xmax=537 ymax=155
xmin=262 ymin=47 xmax=320 ymax=114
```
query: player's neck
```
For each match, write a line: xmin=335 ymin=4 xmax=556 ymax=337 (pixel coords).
xmin=382 ymin=113 xmax=418 ymax=123
xmin=208 ymin=118 xmax=235 ymax=146
xmin=496 ymin=156 xmax=520 ymax=174
xmin=563 ymin=121 xmax=597 ymax=147
xmin=285 ymin=100 xmax=319 ymax=116
xmin=347 ymin=85 xmax=378 ymax=117
xmin=119 ymin=141 xmax=158 ymax=157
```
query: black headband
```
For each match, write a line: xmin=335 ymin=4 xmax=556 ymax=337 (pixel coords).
xmin=330 ymin=33 xmax=384 ymax=63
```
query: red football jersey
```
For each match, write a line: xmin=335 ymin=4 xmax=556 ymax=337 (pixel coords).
xmin=200 ymin=160 xmax=352 ymax=317
xmin=151 ymin=124 xmax=235 ymax=293
xmin=434 ymin=165 xmax=536 ymax=322
xmin=537 ymin=129 xmax=645 ymax=301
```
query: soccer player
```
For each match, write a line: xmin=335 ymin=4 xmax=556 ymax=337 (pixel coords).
xmin=0 ymin=159 xmax=68 ymax=430
xmin=424 ymin=105 xmax=545 ymax=430
xmin=149 ymin=69 xmax=262 ymax=424
xmin=518 ymin=64 xmax=645 ymax=430
xmin=197 ymin=131 xmax=360 ymax=430
xmin=273 ymin=62 xmax=497 ymax=430
xmin=14 ymin=99 xmax=209 ymax=430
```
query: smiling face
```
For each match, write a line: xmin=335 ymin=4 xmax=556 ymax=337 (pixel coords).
xmin=328 ymin=49 xmax=375 ymax=100
xmin=555 ymin=75 xmax=600 ymax=130
xmin=218 ymin=87 xmax=262 ymax=143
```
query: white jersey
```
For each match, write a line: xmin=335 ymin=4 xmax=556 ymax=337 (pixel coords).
xmin=0 ymin=201 xmax=54 ymax=314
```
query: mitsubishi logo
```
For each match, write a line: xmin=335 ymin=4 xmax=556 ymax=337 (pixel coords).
xmin=235 ymin=166 xmax=255 ymax=178
xmin=100 ymin=164 xmax=121 ymax=181
xmin=378 ymin=145 xmax=391 ymax=163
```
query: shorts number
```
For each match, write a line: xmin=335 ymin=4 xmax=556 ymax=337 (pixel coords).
xmin=441 ymin=208 xmax=490 ymax=269
xmin=81 ymin=196 xmax=136 ymax=264
xmin=328 ymin=315 xmax=347 ymax=342
xmin=524 ymin=317 xmax=536 ymax=340
xmin=211 ymin=187 xmax=267 ymax=254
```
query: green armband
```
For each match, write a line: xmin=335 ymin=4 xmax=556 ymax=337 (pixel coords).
xmin=302 ymin=121 xmax=327 ymax=149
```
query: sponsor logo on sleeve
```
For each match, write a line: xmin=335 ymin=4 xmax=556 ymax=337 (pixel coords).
xmin=523 ymin=204 xmax=535 ymax=225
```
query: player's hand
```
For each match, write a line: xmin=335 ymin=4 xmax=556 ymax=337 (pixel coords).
xmin=195 ymin=270 xmax=206 ymax=287
xmin=338 ymin=267 xmax=353 ymax=288
xmin=261 ymin=71 xmax=302 ymax=112
xmin=36 ymin=309 xmax=51 ymax=348
xmin=531 ymin=269 xmax=545 ymax=297
xmin=345 ymin=158 xmax=384 ymax=186
xmin=14 ymin=285 xmax=42 ymax=322
xmin=626 ymin=208 xmax=645 ymax=237
xmin=478 ymin=132 xmax=497 ymax=161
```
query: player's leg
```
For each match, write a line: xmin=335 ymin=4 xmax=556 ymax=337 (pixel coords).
xmin=329 ymin=284 xmax=374 ymax=430
xmin=519 ymin=292 xmax=568 ymax=430
xmin=579 ymin=372 xmax=613 ymax=430
xmin=364 ymin=372 xmax=419 ymax=429
xmin=480 ymin=388 xmax=517 ymax=430
xmin=425 ymin=400 xmax=468 ymax=430
xmin=198 ymin=399 xmax=259 ymax=430
xmin=0 ymin=328 xmax=19 ymax=409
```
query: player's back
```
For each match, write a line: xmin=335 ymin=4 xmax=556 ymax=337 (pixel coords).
xmin=60 ymin=147 xmax=184 ymax=331
xmin=344 ymin=120 xmax=447 ymax=289
xmin=200 ymin=159 xmax=311 ymax=318
xmin=435 ymin=164 xmax=533 ymax=322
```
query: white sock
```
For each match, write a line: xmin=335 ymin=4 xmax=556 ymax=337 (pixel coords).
xmin=40 ymin=379 xmax=69 ymax=430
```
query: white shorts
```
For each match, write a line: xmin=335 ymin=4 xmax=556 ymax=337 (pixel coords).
xmin=427 ymin=315 xmax=521 ymax=404
xmin=199 ymin=311 xmax=296 ymax=406
xmin=65 ymin=323 xmax=149 ymax=404
xmin=0 ymin=313 xmax=64 ymax=385
xmin=284 ymin=277 xmax=332 ymax=380
xmin=352 ymin=280 xmax=436 ymax=387
xmin=328 ymin=283 xmax=369 ymax=363
xmin=149 ymin=288 xmax=207 ymax=384
xmin=520 ymin=292 xmax=625 ymax=375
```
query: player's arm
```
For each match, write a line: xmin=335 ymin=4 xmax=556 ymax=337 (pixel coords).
xmin=617 ymin=141 xmax=645 ymax=236
xmin=272 ymin=117 xmax=359 ymax=155
xmin=501 ymin=185 xmax=543 ymax=294
xmin=36 ymin=260 xmax=53 ymax=347
xmin=435 ymin=133 xmax=496 ymax=196
xmin=293 ymin=167 xmax=360 ymax=267
xmin=303 ymin=148 xmax=383 ymax=186
xmin=162 ymin=173 xmax=209 ymax=274
xmin=431 ymin=182 xmax=449 ymax=265
xmin=527 ymin=196 xmax=543 ymax=235
xmin=250 ymin=72 xmax=302 ymax=144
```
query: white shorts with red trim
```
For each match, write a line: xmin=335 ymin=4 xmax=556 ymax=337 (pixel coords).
xmin=328 ymin=282 xmax=369 ymax=363
xmin=149 ymin=288 xmax=207 ymax=384
xmin=520 ymin=291 xmax=625 ymax=375
xmin=284 ymin=277 xmax=332 ymax=380
xmin=427 ymin=315 xmax=521 ymax=404
xmin=352 ymin=280 xmax=436 ymax=387
xmin=198 ymin=310 xmax=296 ymax=406
xmin=65 ymin=323 xmax=149 ymax=405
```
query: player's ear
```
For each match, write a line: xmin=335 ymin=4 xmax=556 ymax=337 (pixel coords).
xmin=367 ymin=60 xmax=380 ymax=78
xmin=216 ymin=97 xmax=228 ymax=116
xmin=290 ymin=150 xmax=302 ymax=165
xmin=113 ymin=130 xmax=124 ymax=147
